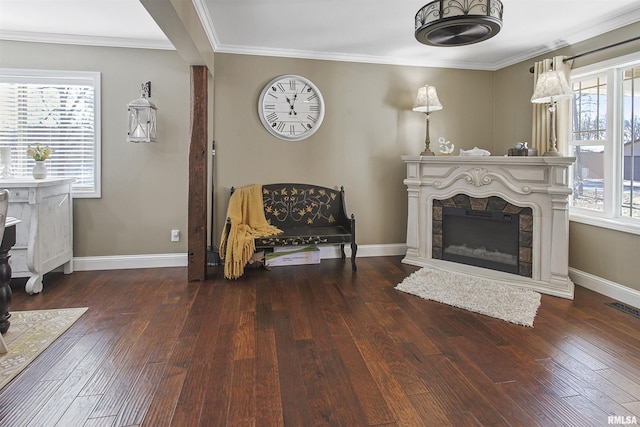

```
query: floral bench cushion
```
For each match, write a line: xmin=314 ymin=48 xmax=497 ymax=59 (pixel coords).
xmin=255 ymin=226 xmax=353 ymax=247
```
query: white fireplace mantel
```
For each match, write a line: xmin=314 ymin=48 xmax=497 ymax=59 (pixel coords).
xmin=402 ymin=155 xmax=576 ymax=299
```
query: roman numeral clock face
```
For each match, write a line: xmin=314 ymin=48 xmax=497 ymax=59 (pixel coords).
xmin=258 ymin=75 xmax=325 ymax=141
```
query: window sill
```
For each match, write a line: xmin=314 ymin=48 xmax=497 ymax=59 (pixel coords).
xmin=569 ymin=211 xmax=640 ymax=236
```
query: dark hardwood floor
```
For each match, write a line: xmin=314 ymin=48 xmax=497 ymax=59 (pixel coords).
xmin=1 ymin=256 xmax=639 ymax=426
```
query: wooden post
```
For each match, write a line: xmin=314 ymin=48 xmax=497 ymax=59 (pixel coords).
xmin=188 ymin=65 xmax=208 ymax=281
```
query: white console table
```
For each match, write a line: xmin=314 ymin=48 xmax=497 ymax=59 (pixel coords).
xmin=0 ymin=178 xmax=74 ymax=294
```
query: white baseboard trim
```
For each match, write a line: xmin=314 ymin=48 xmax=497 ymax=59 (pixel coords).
xmin=72 ymin=250 xmax=640 ymax=310
xmin=74 ymin=253 xmax=188 ymax=271
xmin=73 ymin=244 xmax=408 ymax=272
xmin=318 ymin=243 xmax=407 ymax=259
xmin=569 ymin=267 xmax=640 ymax=309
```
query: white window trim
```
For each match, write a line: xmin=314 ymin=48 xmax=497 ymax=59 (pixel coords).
xmin=0 ymin=68 xmax=101 ymax=198
xmin=568 ymin=52 xmax=640 ymax=236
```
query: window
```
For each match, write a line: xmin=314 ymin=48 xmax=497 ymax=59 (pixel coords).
xmin=0 ymin=69 xmax=101 ymax=198
xmin=569 ymin=53 xmax=640 ymax=234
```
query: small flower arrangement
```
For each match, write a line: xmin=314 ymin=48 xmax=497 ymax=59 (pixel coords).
xmin=26 ymin=144 xmax=53 ymax=161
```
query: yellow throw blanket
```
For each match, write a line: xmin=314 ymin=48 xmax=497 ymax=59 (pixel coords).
xmin=219 ymin=184 xmax=282 ymax=279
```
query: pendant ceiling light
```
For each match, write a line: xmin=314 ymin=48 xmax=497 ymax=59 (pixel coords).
xmin=415 ymin=0 xmax=504 ymax=47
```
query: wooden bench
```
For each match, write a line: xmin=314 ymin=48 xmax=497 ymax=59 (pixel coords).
xmin=227 ymin=183 xmax=357 ymax=271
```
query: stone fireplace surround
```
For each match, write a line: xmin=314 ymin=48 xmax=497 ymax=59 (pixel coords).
xmin=402 ymin=156 xmax=576 ymax=299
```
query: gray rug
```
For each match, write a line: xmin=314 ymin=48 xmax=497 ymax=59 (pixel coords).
xmin=0 ymin=307 xmax=88 ymax=389
xmin=396 ymin=268 xmax=541 ymax=327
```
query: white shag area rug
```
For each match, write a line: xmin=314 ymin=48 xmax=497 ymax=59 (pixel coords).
xmin=396 ymin=268 xmax=541 ymax=327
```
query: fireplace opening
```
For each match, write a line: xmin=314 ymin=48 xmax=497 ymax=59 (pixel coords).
xmin=432 ymin=195 xmax=533 ymax=277
xmin=442 ymin=207 xmax=519 ymax=274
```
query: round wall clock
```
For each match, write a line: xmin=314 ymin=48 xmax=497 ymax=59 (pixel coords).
xmin=258 ymin=74 xmax=325 ymax=141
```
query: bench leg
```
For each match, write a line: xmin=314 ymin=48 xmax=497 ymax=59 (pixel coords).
xmin=340 ymin=244 xmax=346 ymax=260
xmin=350 ymin=242 xmax=357 ymax=272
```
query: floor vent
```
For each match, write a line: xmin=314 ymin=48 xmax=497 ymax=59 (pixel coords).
xmin=606 ymin=302 xmax=640 ymax=319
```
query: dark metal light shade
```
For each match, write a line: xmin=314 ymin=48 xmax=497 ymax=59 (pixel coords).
xmin=415 ymin=0 xmax=504 ymax=47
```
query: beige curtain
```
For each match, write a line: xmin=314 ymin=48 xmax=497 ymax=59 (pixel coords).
xmin=531 ymin=55 xmax=573 ymax=154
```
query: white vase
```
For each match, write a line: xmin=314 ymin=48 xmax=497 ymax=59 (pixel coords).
xmin=32 ymin=161 xmax=47 ymax=179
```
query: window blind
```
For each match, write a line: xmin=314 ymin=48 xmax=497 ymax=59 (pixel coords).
xmin=0 ymin=69 xmax=101 ymax=197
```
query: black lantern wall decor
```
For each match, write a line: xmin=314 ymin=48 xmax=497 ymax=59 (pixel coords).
xmin=127 ymin=81 xmax=157 ymax=143
xmin=415 ymin=0 xmax=504 ymax=47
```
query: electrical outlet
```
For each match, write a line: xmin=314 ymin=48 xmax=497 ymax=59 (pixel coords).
xmin=171 ymin=229 xmax=180 ymax=242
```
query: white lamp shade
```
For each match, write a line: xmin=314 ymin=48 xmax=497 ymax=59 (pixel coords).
xmin=413 ymin=85 xmax=443 ymax=113
xmin=531 ymin=70 xmax=573 ymax=104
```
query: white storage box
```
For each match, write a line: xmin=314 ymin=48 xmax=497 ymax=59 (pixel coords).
xmin=265 ymin=245 xmax=321 ymax=267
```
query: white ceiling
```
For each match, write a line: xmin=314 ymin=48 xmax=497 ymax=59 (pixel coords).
xmin=1 ymin=0 xmax=639 ymax=70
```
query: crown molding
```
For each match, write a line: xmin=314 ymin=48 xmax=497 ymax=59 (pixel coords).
xmin=0 ymin=30 xmax=175 ymax=51
xmin=210 ymin=3 xmax=640 ymax=71
xmin=2 ymin=4 xmax=638 ymax=71
xmin=493 ymin=5 xmax=640 ymax=70
xmin=213 ymin=43 xmax=500 ymax=71
xmin=562 ymin=3 xmax=640 ymax=47
xmin=192 ymin=0 xmax=220 ymax=51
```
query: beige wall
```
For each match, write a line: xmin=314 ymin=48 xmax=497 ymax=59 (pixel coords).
xmin=0 ymin=40 xmax=191 ymax=256
xmin=2 ymin=20 xmax=638 ymax=292
xmin=213 ymin=53 xmax=494 ymax=245
xmin=493 ymin=21 xmax=640 ymax=292
xmin=569 ymin=222 xmax=638 ymax=287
